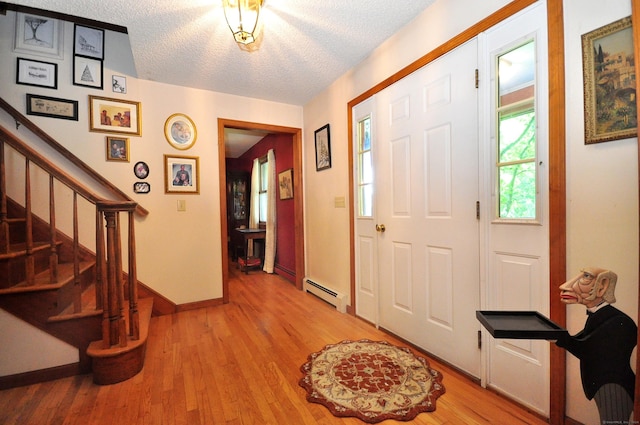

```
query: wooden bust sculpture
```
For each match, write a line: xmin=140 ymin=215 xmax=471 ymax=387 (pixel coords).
xmin=556 ymin=267 xmax=637 ymax=423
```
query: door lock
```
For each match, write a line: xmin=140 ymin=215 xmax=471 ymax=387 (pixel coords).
xmin=375 ymin=224 xmax=386 ymax=233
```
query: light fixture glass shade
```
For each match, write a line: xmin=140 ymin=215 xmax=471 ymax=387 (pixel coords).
xmin=222 ymin=0 xmax=263 ymax=45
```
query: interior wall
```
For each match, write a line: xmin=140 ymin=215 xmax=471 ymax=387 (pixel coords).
xmin=563 ymin=0 xmax=638 ymax=423
xmin=0 ymin=10 xmax=303 ymax=376
xmin=302 ymin=0 xmax=514 ymax=305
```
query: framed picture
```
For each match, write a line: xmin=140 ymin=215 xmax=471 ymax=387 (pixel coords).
xmin=112 ymin=75 xmax=127 ymax=94
xmin=89 ymin=95 xmax=141 ymax=136
xmin=26 ymin=94 xmax=78 ymax=121
xmin=14 ymin=13 xmax=64 ymax=59
xmin=164 ymin=113 xmax=197 ymax=150
xmin=164 ymin=154 xmax=199 ymax=194
xmin=16 ymin=57 xmax=57 ymax=89
xmin=278 ymin=168 xmax=293 ymax=200
xmin=74 ymin=24 xmax=104 ymax=59
xmin=73 ymin=56 xmax=103 ymax=89
xmin=314 ymin=124 xmax=331 ymax=171
xmin=133 ymin=182 xmax=151 ymax=194
xmin=106 ymin=136 xmax=129 ymax=162
xmin=582 ymin=16 xmax=636 ymax=144
xmin=134 ymin=161 xmax=149 ymax=179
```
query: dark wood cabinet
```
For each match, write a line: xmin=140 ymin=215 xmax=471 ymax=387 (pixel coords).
xmin=226 ymin=171 xmax=249 ymax=260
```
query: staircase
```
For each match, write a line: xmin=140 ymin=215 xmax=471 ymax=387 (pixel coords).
xmin=0 ymin=97 xmax=153 ymax=388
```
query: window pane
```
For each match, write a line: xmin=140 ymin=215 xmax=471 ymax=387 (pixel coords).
xmin=360 ymin=118 xmax=371 ymax=151
xmin=499 ymin=162 xmax=536 ymax=219
xmin=498 ymin=110 xmax=535 ymax=163
xmin=361 ymin=151 xmax=372 ymax=184
xmin=259 ymin=192 xmax=267 ymax=222
xmin=360 ymin=184 xmax=373 ymax=217
xmin=260 ymin=161 xmax=268 ymax=191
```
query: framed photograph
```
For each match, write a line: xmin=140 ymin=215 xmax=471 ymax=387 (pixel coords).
xmin=164 ymin=155 xmax=199 ymax=194
xmin=134 ymin=161 xmax=149 ymax=179
xmin=13 ymin=13 xmax=64 ymax=59
xmin=16 ymin=57 xmax=57 ymax=89
xmin=73 ymin=56 xmax=103 ymax=89
xmin=133 ymin=182 xmax=151 ymax=194
xmin=112 ymin=75 xmax=127 ymax=94
xmin=106 ymin=136 xmax=129 ymax=162
xmin=74 ymin=24 xmax=104 ymax=59
xmin=314 ymin=124 xmax=331 ymax=171
xmin=26 ymin=94 xmax=78 ymax=121
xmin=89 ymin=95 xmax=141 ymax=136
xmin=582 ymin=16 xmax=636 ymax=144
xmin=278 ymin=168 xmax=293 ymax=200
xmin=164 ymin=113 xmax=197 ymax=150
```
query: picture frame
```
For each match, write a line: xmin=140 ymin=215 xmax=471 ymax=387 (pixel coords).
xmin=26 ymin=94 xmax=78 ymax=121
xmin=89 ymin=95 xmax=141 ymax=136
xmin=73 ymin=56 xmax=103 ymax=89
xmin=164 ymin=113 xmax=197 ymax=150
xmin=105 ymin=136 xmax=129 ymax=162
xmin=133 ymin=182 xmax=151 ymax=194
xmin=16 ymin=57 xmax=57 ymax=89
xmin=164 ymin=154 xmax=199 ymax=194
xmin=134 ymin=161 xmax=149 ymax=179
xmin=314 ymin=124 xmax=331 ymax=171
xmin=278 ymin=168 xmax=294 ymax=200
xmin=582 ymin=16 xmax=636 ymax=144
xmin=13 ymin=12 xmax=64 ymax=59
xmin=74 ymin=24 xmax=104 ymax=59
xmin=112 ymin=75 xmax=127 ymax=94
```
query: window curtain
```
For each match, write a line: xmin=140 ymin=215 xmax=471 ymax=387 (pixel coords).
xmin=263 ymin=149 xmax=277 ymax=273
xmin=248 ymin=157 xmax=260 ymax=257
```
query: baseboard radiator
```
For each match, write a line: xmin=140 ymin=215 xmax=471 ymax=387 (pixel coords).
xmin=303 ymin=278 xmax=347 ymax=313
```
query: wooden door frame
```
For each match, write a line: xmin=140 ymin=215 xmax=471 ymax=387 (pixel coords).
xmin=347 ymin=0 xmax=570 ymax=423
xmin=217 ymin=118 xmax=305 ymax=303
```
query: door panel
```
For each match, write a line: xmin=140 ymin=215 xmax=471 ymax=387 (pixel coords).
xmin=376 ymin=38 xmax=480 ymax=378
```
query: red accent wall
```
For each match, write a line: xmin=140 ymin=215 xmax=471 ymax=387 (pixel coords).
xmin=226 ymin=133 xmax=295 ymax=282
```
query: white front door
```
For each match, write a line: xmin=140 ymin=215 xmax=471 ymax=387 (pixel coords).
xmin=480 ymin=2 xmax=550 ymax=415
xmin=358 ymin=38 xmax=481 ymax=378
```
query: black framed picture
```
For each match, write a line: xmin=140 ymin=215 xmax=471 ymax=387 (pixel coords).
xmin=73 ymin=55 xmax=103 ymax=89
xmin=134 ymin=161 xmax=149 ymax=179
xmin=16 ymin=57 xmax=57 ymax=89
xmin=74 ymin=24 xmax=104 ymax=59
xmin=314 ymin=124 xmax=331 ymax=171
xmin=26 ymin=94 xmax=78 ymax=121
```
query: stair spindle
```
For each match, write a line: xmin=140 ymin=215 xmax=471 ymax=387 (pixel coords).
xmin=0 ymin=141 xmax=8 ymax=253
xmin=128 ymin=210 xmax=139 ymax=340
xmin=24 ymin=159 xmax=34 ymax=285
xmin=73 ymin=192 xmax=81 ymax=312
xmin=48 ymin=175 xmax=58 ymax=283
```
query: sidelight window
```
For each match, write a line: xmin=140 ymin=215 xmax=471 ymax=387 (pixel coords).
xmin=495 ymin=40 xmax=537 ymax=220
xmin=356 ymin=116 xmax=373 ymax=217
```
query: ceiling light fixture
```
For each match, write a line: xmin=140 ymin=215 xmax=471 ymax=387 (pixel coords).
xmin=222 ymin=0 xmax=264 ymax=45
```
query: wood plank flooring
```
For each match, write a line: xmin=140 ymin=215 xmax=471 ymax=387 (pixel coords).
xmin=0 ymin=265 xmax=549 ymax=424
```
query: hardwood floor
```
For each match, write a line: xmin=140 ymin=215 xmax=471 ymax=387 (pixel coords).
xmin=0 ymin=265 xmax=549 ymax=424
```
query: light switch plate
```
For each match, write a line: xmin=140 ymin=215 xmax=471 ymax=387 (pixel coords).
xmin=177 ymin=200 xmax=186 ymax=211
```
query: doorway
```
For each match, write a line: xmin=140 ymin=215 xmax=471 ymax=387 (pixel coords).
xmin=217 ymin=118 xmax=305 ymax=303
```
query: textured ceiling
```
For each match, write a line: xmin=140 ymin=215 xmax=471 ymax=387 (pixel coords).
xmin=8 ymin=0 xmax=436 ymax=106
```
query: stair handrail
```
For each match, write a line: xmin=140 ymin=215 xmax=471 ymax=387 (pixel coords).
xmin=0 ymin=96 xmax=148 ymax=217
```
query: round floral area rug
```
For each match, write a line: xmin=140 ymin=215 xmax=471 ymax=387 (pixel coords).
xmin=299 ymin=339 xmax=445 ymax=423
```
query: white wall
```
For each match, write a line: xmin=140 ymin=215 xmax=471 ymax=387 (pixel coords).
xmin=303 ymin=0 xmax=639 ymax=423
xmin=564 ymin=1 xmax=638 ymax=423
xmin=0 ymin=11 xmax=302 ymax=375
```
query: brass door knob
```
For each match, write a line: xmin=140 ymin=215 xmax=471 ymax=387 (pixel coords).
xmin=375 ymin=224 xmax=386 ymax=233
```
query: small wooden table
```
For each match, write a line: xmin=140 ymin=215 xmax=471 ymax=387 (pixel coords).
xmin=235 ymin=228 xmax=266 ymax=273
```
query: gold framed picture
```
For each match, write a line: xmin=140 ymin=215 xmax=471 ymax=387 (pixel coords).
xmin=164 ymin=113 xmax=197 ymax=150
xmin=89 ymin=95 xmax=141 ymax=136
xmin=106 ymin=136 xmax=129 ymax=162
xmin=164 ymin=154 xmax=199 ymax=194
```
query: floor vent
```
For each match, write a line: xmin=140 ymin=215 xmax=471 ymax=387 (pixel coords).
xmin=303 ymin=278 xmax=347 ymax=313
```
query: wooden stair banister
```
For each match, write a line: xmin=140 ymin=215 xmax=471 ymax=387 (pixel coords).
xmin=0 ymin=96 xmax=150 ymax=386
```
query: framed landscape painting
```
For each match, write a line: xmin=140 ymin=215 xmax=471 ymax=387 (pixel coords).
xmin=582 ymin=16 xmax=636 ymax=144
